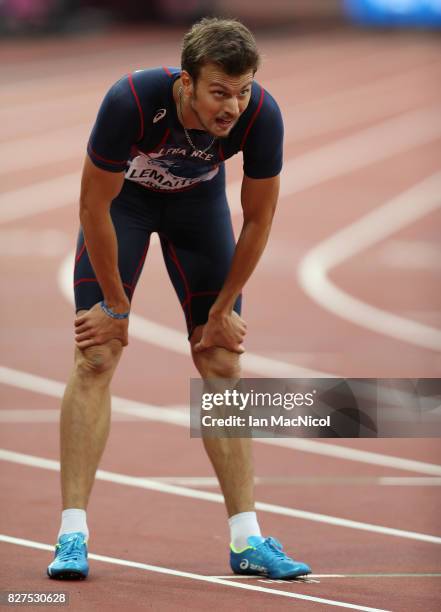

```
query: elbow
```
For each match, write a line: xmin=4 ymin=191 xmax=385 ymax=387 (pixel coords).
xmin=242 ymin=217 xmax=273 ymax=245
xmin=244 ymin=205 xmax=276 ymax=229
xmin=79 ymin=197 xmax=89 ymax=224
xmin=79 ymin=195 xmax=96 ymax=226
xmin=79 ymin=196 xmax=111 ymax=228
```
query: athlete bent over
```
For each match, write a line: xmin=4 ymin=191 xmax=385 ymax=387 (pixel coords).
xmin=47 ymin=17 xmax=311 ymax=581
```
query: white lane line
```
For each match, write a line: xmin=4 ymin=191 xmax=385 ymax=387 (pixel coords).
xmin=1 ymin=448 xmax=440 ymax=545
xmin=279 ymin=106 xmax=441 ymax=199
xmin=0 ymin=93 xmax=100 ymax=142
xmin=0 ymin=229 xmax=69 ymax=257
xmin=0 ymin=535 xmax=390 ymax=612
xmin=256 ymin=437 xmax=441 ymax=477
xmin=213 ymin=573 xmax=441 ymax=579
xmin=298 ymin=172 xmax=441 ymax=351
xmin=0 ymin=409 xmax=141 ymax=423
xmin=2 ymin=365 xmax=441 ymax=477
xmin=0 ymin=366 xmax=188 ymax=426
xmin=284 ymin=63 xmax=440 ymax=143
xmin=309 ymin=573 xmax=441 ymax=578
xmin=376 ymin=477 xmax=441 ymax=486
xmin=0 ymin=173 xmax=79 ymax=224
xmin=0 ymin=44 xmax=180 ymax=102
xmin=0 ymin=124 xmax=90 ymax=174
xmin=128 ymin=475 xmax=441 ymax=487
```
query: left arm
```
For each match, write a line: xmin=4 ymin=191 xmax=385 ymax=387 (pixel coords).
xmin=193 ymin=174 xmax=280 ymax=353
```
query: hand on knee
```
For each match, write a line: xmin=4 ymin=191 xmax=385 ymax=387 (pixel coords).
xmin=193 ymin=347 xmax=241 ymax=380
xmin=75 ymin=340 xmax=122 ymax=378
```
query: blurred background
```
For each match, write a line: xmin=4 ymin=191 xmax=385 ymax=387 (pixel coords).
xmin=1 ymin=0 xmax=441 ymax=35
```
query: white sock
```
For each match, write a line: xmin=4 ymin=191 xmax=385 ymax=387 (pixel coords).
xmin=58 ymin=509 xmax=89 ymax=540
xmin=229 ymin=511 xmax=262 ymax=551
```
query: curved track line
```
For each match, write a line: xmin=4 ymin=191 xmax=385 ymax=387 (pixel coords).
xmin=2 ymin=365 xmax=441 ymax=476
xmin=1 ymin=448 xmax=441 ymax=545
xmin=0 ymin=535 xmax=391 ymax=612
xmin=298 ymin=172 xmax=441 ymax=351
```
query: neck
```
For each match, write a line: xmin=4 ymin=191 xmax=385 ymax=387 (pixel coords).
xmin=177 ymin=83 xmax=205 ymax=131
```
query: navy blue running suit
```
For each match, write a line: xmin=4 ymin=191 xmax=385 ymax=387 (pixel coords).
xmin=74 ymin=66 xmax=284 ymax=337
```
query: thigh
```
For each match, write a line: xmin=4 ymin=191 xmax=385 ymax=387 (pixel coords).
xmin=74 ymin=185 xmax=160 ymax=312
xmin=159 ymin=192 xmax=242 ymax=337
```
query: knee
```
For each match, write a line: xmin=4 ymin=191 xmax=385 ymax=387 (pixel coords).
xmin=193 ymin=347 xmax=241 ymax=380
xmin=74 ymin=340 xmax=122 ymax=378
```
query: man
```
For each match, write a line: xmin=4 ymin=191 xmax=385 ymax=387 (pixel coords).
xmin=47 ymin=17 xmax=311 ymax=581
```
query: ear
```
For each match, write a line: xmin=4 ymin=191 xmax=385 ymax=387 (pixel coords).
xmin=180 ymin=70 xmax=194 ymax=97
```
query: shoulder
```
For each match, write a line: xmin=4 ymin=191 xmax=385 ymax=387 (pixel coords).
xmin=238 ymin=81 xmax=283 ymax=151
xmin=239 ymin=82 xmax=284 ymax=178
xmin=103 ymin=66 xmax=177 ymax=106
xmin=249 ymin=82 xmax=283 ymax=132
xmin=130 ymin=66 xmax=179 ymax=94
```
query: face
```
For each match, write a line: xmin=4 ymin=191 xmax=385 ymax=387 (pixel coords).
xmin=181 ymin=63 xmax=254 ymax=137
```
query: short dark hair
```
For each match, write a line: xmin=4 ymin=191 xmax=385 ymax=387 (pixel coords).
xmin=181 ymin=17 xmax=260 ymax=82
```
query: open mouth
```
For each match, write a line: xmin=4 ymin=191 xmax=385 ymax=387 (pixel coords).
xmin=216 ymin=117 xmax=234 ymax=129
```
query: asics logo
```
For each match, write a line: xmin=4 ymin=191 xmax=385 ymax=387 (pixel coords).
xmin=239 ymin=559 xmax=266 ymax=572
xmin=153 ymin=109 xmax=167 ymax=123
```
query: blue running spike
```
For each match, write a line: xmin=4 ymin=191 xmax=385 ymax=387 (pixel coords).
xmin=230 ymin=536 xmax=311 ymax=579
xmin=47 ymin=532 xmax=89 ymax=580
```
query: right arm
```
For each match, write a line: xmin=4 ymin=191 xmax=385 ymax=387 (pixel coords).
xmin=74 ymin=72 xmax=143 ymax=349
xmin=74 ymin=156 xmax=128 ymax=349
